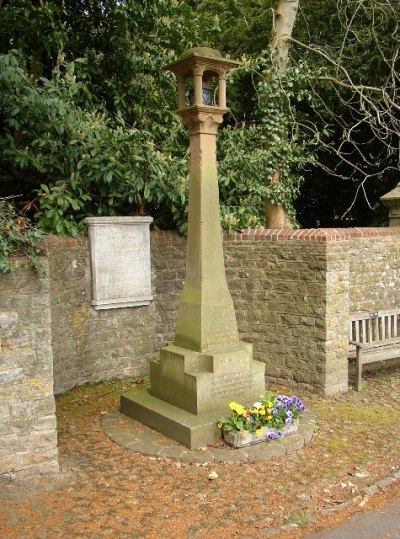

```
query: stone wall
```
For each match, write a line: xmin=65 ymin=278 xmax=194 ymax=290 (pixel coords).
xmin=47 ymin=237 xmax=155 ymax=395
xmin=224 ymin=230 xmax=349 ymax=394
xmin=151 ymin=232 xmax=186 ymax=351
xmin=47 ymin=228 xmax=400 ymax=395
xmin=348 ymin=234 xmax=400 ymax=313
xmin=0 ymin=259 xmax=58 ymax=479
xmin=223 ymin=228 xmax=400 ymax=394
xmin=1 ymin=226 xmax=399 ymax=478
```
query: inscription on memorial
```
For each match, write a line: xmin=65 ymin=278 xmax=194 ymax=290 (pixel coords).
xmin=202 ymin=305 xmax=239 ymax=348
xmin=85 ymin=216 xmax=153 ymax=310
xmin=210 ymin=372 xmax=253 ymax=399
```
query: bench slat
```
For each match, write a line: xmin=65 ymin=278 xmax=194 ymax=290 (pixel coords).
xmin=388 ymin=314 xmax=393 ymax=339
xmin=349 ymin=340 xmax=400 ymax=363
xmin=349 ymin=308 xmax=400 ymax=321
xmin=349 ymin=336 xmax=400 ymax=349
xmin=384 ymin=316 xmax=389 ymax=339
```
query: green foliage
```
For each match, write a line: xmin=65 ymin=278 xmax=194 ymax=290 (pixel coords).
xmin=0 ymin=0 xmax=313 ymax=237
xmin=218 ymin=54 xmax=318 ymax=228
xmin=2 ymin=0 xmax=395 ymax=235
xmin=0 ymin=46 xmax=191 ymax=234
xmin=193 ymin=0 xmax=275 ymax=55
xmin=0 ymin=199 xmax=43 ymax=274
xmin=197 ymin=0 xmax=400 ymax=227
xmin=1 ymin=0 xmax=316 ymax=236
xmin=0 ymin=1 xmax=215 ymax=235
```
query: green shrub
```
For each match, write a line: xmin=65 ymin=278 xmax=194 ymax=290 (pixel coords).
xmin=0 ymin=199 xmax=44 ymax=274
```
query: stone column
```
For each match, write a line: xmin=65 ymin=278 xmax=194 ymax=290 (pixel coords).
xmin=121 ymin=47 xmax=265 ymax=449
xmin=147 ymin=105 xmax=265 ymax=424
xmin=174 ymin=109 xmax=239 ymax=352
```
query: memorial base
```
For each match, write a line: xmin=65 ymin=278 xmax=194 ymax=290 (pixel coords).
xmin=120 ymin=341 xmax=266 ymax=449
xmin=120 ymin=390 xmax=224 ymax=449
xmin=149 ymin=341 xmax=265 ymax=415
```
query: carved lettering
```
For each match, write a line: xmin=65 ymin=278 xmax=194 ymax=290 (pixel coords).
xmin=210 ymin=372 xmax=253 ymax=399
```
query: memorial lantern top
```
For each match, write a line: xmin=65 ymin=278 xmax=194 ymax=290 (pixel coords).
xmin=164 ymin=47 xmax=239 ymax=111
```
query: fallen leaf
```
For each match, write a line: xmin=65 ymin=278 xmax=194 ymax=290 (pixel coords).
xmin=354 ymin=471 xmax=370 ymax=479
xmin=208 ymin=471 xmax=219 ymax=480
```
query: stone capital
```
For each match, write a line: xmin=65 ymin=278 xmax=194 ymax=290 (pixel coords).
xmin=192 ymin=65 xmax=205 ymax=77
xmin=178 ymin=107 xmax=226 ymax=135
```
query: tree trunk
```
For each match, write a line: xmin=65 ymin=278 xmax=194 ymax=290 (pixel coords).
xmin=265 ymin=0 xmax=299 ymax=228
xmin=265 ymin=172 xmax=292 ymax=228
xmin=270 ymin=0 xmax=299 ymax=71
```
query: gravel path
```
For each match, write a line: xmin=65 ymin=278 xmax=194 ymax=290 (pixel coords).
xmin=0 ymin=371 xmax=399 ymax=538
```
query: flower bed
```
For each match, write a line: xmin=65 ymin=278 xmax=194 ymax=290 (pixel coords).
xmin=218 ymin=394 xmax=306 ymax=448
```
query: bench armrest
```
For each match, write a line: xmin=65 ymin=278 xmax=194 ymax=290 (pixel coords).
xmin=349 ymin=340 xmax=363 ymax=348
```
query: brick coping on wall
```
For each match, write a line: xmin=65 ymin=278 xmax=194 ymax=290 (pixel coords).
xmin=45 ymin=235 xmax=89 ymax=250
xmin=223 ymin=227 xmax=400 ymax=242
xmin=41 ymin=227 xmax=400 ymax=251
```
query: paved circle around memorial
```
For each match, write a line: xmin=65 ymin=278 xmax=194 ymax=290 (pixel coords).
xmin=101 ymin=409 xmax=315 ymax=463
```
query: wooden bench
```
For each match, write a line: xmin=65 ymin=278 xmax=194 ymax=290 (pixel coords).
xmin=349 ymin=309 xmax=400 ymax=391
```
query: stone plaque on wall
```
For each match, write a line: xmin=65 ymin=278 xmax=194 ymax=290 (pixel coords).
xmin=85 ymin=216 xmax=153 ymax=310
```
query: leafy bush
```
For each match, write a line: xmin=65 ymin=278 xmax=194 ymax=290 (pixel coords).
xmin=0 ymin=50 xmax=191 ymax=234
xmin=0 ymin=45 xmax=316 ymax=235
xmin=218 ymin=56 xmax=318 ymax=228
xmin=0 ymin=199 xmax=44 ymax=274
xmin=0 ymin=2 xmax=317 ymax=237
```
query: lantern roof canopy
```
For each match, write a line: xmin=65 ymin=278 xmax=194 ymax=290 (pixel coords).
xmin=380 ymin=182 xmax=400 ymax=206
xmin=164 ymin=47 xmax=240 ymax=78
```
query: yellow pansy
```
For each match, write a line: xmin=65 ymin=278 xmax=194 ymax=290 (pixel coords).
xmin=229 ymin=401 xmax=249 ymax=416
xmin=256 ymin=427 xmax=263 ymax=436
xmin=267 ymin=415 xmax=272 ymax=421
xmin=217 ymin=422 xmax=223 ymax=429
